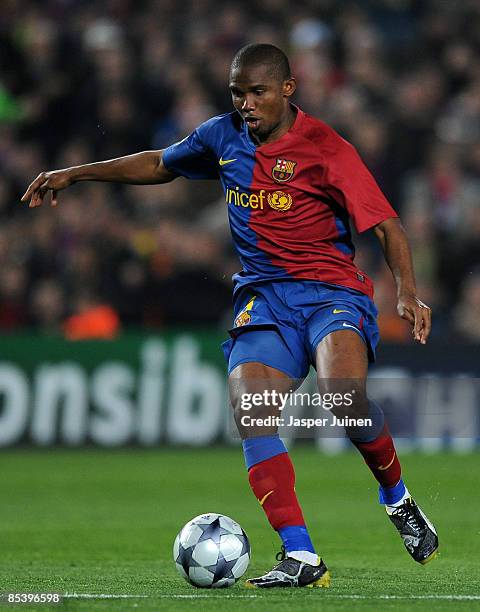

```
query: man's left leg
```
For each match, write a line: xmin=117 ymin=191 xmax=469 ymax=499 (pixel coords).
xmin=315 ymin=330 xmax=438 ymax=565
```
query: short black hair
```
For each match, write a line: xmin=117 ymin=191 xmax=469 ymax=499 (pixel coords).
xmin=230 ymin=43 xmax=291 ymax=82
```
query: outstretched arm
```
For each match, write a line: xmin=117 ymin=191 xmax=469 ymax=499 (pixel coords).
xmin=21 ymin=150 xmax=176 ymax=208
xmin=374 ymin=217 xmax=431 ymax=344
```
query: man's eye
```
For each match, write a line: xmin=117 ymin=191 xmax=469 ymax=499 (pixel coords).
xmin=255 ymin=90 xmax=264 ymax=96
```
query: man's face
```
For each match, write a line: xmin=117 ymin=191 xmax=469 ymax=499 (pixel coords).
xmin=229 ymin=63 xmax=295 ymax=142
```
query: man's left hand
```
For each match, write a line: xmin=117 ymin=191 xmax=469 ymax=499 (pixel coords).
xmin=397 ymin=294 xmax=431 ymax=344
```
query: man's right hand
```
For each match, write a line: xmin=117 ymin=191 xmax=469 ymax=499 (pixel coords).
xmin=21 ymin=169 xmax=75 ymax=208
xmin=21 ymin=151 xmax=175 ymax=207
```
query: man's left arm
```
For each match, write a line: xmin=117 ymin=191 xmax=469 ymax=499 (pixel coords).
xmin=374 ymin=217 xmax=431 ymax=344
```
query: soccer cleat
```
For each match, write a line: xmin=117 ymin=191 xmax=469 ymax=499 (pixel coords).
xmin=245 ymin=548 xmax=331 ymax=588
xmin=387 ymin=497 xmax=439 ymax=564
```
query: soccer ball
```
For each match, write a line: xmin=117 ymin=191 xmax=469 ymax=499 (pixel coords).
xmin=173 ymin=513 xmax=251 ymax=588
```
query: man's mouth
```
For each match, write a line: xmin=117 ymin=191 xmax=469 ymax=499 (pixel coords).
xmin=244 ymin=116 xmax=260 ymax=130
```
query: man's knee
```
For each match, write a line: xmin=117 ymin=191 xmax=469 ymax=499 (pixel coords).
xmin=316 ymin=375 xmax=367 ymax=412
xmin=228 ymin=362 xmax=294 ymax=438
xmin=230 ymin=382 xmax=282 ymax=438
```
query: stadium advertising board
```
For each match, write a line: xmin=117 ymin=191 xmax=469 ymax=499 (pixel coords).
xmin=0 ymin=333 xmax=478 ymax=448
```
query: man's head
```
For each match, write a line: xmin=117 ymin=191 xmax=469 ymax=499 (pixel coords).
xmin=229 ymin=44 xmax=296 ymax=143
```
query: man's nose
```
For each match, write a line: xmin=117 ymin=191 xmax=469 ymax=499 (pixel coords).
xmin=242 ymin=95 xmax=255 ymax=111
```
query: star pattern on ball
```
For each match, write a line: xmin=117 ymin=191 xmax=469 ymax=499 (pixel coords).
xmin=196 ymin=518 xmax=232 ymax=544
xmin=177 ymin=544 xmax=201 ymax=574
xmin=207 ymin=551 xmax=239 ymax=584
xmin=174 ymin=515 xmax=251 ymax=587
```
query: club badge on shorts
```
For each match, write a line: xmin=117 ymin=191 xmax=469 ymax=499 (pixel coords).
xmin=234 ymin=296 xmax=256 ymax=327
xmin=272 ymin=158 xmax=297 ymax=183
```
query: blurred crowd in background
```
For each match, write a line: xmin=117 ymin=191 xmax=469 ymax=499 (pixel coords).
xmin=1 ymin=0 xmax=479 ymax=342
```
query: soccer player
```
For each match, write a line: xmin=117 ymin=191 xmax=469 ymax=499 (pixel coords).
xmin=22 ymin=43 xmax=438 ymax=588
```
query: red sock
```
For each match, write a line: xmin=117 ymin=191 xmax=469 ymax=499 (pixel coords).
xmin=248 ymin=452 xmax=306 ymax=530
xmin=352 ymin=424 xmax=401 ymax=488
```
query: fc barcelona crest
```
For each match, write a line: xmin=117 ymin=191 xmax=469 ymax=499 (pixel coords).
xmin=234 ymin=296 xmax=256 ymax=328
xmin=272 ymin=158 xmax=297 ymax=183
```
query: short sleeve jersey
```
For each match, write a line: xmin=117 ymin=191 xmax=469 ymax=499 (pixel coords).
xmin=162 ymin=107 xmax=397 ymax=299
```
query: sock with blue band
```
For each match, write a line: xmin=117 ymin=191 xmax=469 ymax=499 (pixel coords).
xmin=350 ymin=404 xmax=402 ymax=492
xmin=242 ymin=434 xmax=287 ymax=470
xmin=242 ymin=435 xmax=317 ymax=558
xmin=278 ymin=525 xmax=315 ymax=554
xmin=379 ymin=478 xmax=405 ymax=504
xmin=379 ymin=478 xmax=410 ymax=509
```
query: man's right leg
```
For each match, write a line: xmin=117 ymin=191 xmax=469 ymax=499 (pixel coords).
xmin=229 ymin=358 xmax=330 ymax=588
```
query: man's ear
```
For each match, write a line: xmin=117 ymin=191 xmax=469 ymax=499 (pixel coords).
xmin=283 ymin=77 xmax=296 ymax=98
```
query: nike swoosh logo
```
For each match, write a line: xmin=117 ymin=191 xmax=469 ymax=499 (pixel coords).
xmin=333 ymin=309 xmax=351 ymax=314
xmin=219 ymin=157 xmax=237 ymax=166
xmin=378 ymin=452 xmax=396 ymax=471
xmin=342 ymin=322 xmax=358 ymax=330
xmin=259 ymin=490 xmax=274 ymax=506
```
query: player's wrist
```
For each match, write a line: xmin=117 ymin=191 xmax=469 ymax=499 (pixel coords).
xmin=64 ymin=166 xmax=84 ymax=183
xmin=397 ymin=285 xmax=416 ymax=300
xmin=66 ymin=163 xmax=107 ymax=183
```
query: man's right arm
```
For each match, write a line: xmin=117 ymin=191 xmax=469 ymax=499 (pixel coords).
xmin=21 ymin=150 xmax=176 ymax=207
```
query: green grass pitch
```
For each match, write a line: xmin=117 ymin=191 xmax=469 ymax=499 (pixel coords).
xmin=1 ymin=447 xmax=479 ymax=611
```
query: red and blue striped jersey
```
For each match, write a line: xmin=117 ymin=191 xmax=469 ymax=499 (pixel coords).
xmin=162 ymin=107 xmax=397 ymax=299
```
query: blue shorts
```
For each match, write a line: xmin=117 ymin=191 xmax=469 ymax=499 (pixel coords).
xmin=222 ymin=280 xmax=379 ymax=379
